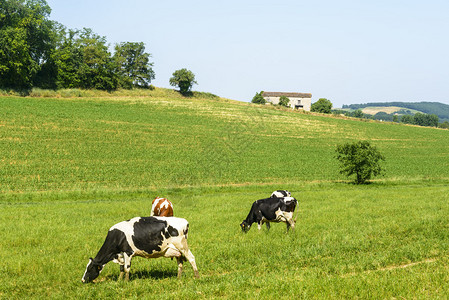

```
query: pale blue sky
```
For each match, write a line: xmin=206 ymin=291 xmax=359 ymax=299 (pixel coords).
xmin=46 ymin=0 xmax=449 ymax=107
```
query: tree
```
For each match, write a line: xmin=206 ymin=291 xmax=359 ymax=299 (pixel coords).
xmin=52 ymin=27 xmax=118 ymax=90
xmin=373 ymin=112 xmax=394 ymax=122
xmin=279 ymin=95 xmax=290 ymax=107
xmin=400 ymin=114 xmax=414 ymax=124
xmin=439 ymin=121 xmax=449 ymax=129
xmin=352 ymin=109 xmax=365 ymax=118
xmin=169 ymin=68 xmax=197 ymax=95
xmin=113 ymin=42 xmax=155 ymax=89
xmin=311 ymin=98 xmax=332 ymax=113
xmin=335 ymin=141 xmax=385 ymax=184
xmin=251 ymin=91 xmax=266 ymax=104
xmin=413 ymin=113 xmax=439 ymax=127
xmin=0 ymin=0 xmax=55 ymax=89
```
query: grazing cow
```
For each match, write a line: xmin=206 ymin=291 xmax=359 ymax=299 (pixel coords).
xmin=82 ymin=216 xmax=199 ymax=283
xmin=270 ymin=190 xmax=291 ymax=198
xmin=151 ymin=197 xmax=174 ymax=217
xmin=240 ymin=196 xmax=297 ymax=233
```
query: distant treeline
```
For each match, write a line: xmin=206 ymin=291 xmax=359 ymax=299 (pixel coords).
xmin=332 ymin=108 xmax=447 ymax=129
xmin=0 ymin=0 xmax=155 ymax=91
xmin=342 ymin=102 xmax=449 ymax=122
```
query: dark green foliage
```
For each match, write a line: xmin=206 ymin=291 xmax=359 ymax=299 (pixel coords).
xmin=251 ymin=91 xmax=266 ymax=104
xmin=311 ymin=98 xmax=332 ymax=113
xmin=401 ymin=114 xmax=414 ymax=124
xmin=335 ymin=141 xmax=385 ymax=184
xmin=0 ymin=0 xmax=155 ymax=91
xmin=60 ymin=28 xmax=118 ymax=90
xmin=0 ymin=0 xmax=54 ymax=89
xmin=113 ymin=42 xmax=155 ymax=89
xmin=169 ymin=68 xmax=197 ymax=95
xmin=413 ymin=112 xmax=439 ymax=127
xmin=342 ymin=109 xmax=367 ymax=118
xmin=439 ymin=121 xmax=449 ymax=129
xmin=279 ymin=95 xmax=290 ymax=107
xmin=373 ymin=112 xmax=394 ymax=121
xmin=352 ymin=109 xmax=365 ymax=118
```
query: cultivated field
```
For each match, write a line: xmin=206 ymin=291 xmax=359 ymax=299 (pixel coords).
xmin=360 ymin=106 xmax=405 ymax=115
xmin=1 ymin=91 xmax=449 ymax=298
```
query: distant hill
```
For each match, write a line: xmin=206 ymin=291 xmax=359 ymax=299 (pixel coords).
xmin=342 ymin=102 xmax=449 ymax=122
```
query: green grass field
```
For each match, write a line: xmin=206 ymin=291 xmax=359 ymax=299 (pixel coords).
xmin=1 ymin=91 xmax=449 ymax=298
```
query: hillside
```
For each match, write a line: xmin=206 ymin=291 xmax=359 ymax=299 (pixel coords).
xmin=2 ymin=90 xmax=449 ymax=299
xmin=1 ymin=90 xmax=449 ymax=196
xmin=343 ymin=101 xmax=449 ymax=122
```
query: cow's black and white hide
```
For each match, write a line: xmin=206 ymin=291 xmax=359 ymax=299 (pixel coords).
xmin=82 ymin=217 xmax=199 ymax=283
xmin=240 ymin=196 xmax=297 ymax=233
xmin=270 ymin=190 xmax=291 ymax=198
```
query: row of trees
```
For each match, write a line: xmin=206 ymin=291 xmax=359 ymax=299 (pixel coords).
xmin=0 ymin=0 xmax=155 ymax=90
xmin=0 ymin=0 xmax=198 ymax=94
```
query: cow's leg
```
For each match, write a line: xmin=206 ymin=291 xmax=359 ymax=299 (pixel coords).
xmin=255 ymin=211 xmax=264 ymax=231
xmin=289 ymin=218 xmax=295 ymax=230
xmin=285 ymin=218 xmax=295 ymax=232
xmin=119 ymin=264 xmax=125 ymax=280
xmin=287 ymin=213 xmax=295 ymax=231
xmin=113 ymin=253 xmax=126 ymax=280
xmin=265 ymin=222 xmax=271 ymax=231
xmin=184 ymin=250 xmax=199 ymax=278
xmin=178 ymin=239 xmax=199 ymax=278
xmin=176 ymin=257 xmax=184 ymax=278
xmin=122 ymin=252 xmax=132 ymax=281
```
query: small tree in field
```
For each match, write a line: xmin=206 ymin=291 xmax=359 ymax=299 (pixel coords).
xmin=251 ymin=91 xmax=266 ymax=104
xmin=279 ymin=95 xmax=290 ymax=107
xmin=311 ymin=98 xmax=332 ymax=113
xmin=335 ymin=141 xmax=385 ymax=184
xmin=169 ymin=68 xmax=197 ymax=95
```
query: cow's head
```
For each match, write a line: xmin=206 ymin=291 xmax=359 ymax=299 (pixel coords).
xmin=240 ymin=221 xmax=251 ymax=233
xmin=82 ymin=258 xmax=103 ymax=283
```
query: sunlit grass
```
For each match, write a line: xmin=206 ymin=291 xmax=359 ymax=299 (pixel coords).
xmin=1 ymin=183 xmax=449 ymax=298
xmin=1 ymin=95 xmax=449 ymax=195
xmin=1 ymin=93 xmax=449 ymax=298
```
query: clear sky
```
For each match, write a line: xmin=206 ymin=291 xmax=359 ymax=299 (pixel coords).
xmin=46 ymin=0 xmax=449 ymax=107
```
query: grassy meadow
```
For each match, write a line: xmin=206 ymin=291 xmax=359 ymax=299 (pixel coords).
xmin=1 ymin=90 xmax=449 ymax=298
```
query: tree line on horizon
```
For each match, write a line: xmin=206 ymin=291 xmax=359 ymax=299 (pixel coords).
xmin=343 ymin=101 xmax=449 ymax=122
xmin=0 ymin=0 xmax=155 ymax=91
xmin=0 ymin=0 xmax=198 ymax=95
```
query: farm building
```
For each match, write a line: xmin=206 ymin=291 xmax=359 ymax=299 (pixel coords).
xmin=262 ymin=92 xmax=312 ymax=111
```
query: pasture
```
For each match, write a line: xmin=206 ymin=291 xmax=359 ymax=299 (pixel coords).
xmin=2 ymin=183 xmax=449 ymax=298
xmin=1 ymin=92 xmax=449 ymax=298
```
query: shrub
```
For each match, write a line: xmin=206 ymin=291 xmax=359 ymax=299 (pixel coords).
xmin=311 ymin=98 xmax=332 ymax=113
xmin=335 ymin=141 xmax=385 ymax=184
xmin=251 ymin=91 xmax=266 ymax=104
xmin=279 ymin=95 xmax=290 ymax=107
xmin=169 ymin=68 xmax=197 ymax=96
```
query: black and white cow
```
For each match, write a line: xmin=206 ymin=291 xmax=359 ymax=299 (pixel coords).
xmin=240 ymin=196 xmax=297 ymax=232
xmin=82 ymin=216 xmax=199 ymax=283
xmin=270 ymin=190 xmax=291 ymax=198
